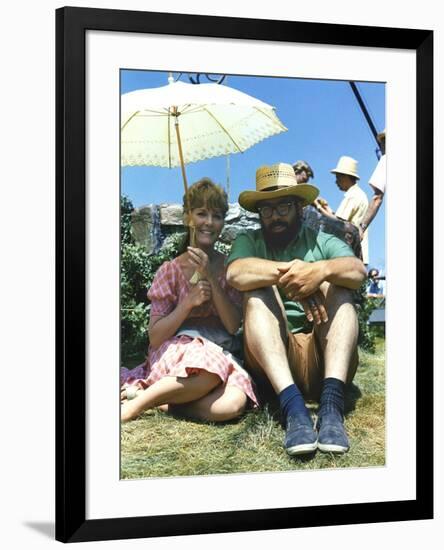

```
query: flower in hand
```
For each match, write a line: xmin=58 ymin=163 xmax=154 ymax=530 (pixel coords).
xmin=187 ymin=246 xmax=213 ymax=280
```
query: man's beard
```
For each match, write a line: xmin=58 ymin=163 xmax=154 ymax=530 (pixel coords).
xmin=261 ymin=216 xmax=302 ymax=250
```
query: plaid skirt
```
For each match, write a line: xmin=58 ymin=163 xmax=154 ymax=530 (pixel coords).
xmin=121 ymin=334 xmax=259 ymax=407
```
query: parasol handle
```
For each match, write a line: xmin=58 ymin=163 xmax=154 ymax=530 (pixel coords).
xmin=172 ymin=106 xmax=195 ymax=246
xmin=172 ymin=106 xmax=188 ymax=193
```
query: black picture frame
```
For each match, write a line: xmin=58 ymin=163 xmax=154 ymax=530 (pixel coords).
xmin=56 ymin=6 xmax=434 ymax=543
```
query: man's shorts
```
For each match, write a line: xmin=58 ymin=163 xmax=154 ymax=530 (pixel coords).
xmin=244 ymin=329 xmax=359 ymax=402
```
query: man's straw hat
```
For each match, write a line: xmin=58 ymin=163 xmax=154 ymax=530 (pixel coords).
xmin=330 ymin=156 xmax=360 ymax=179
xmin=238 ymin=163 xmax=319 ymax=213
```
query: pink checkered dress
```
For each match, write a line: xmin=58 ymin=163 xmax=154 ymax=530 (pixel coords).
xmin=121 ymin=257 xmax=258 ymax=407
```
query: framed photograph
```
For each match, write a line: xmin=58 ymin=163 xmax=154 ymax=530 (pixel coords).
xmin=56 ymin=6 xmax=433 ymax=543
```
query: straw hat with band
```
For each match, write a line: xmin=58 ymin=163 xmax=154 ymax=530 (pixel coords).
xmin=330 ymin=156 xmax=360 ymax=180
xmin=239 ymin=163 xmax=319 ymax=213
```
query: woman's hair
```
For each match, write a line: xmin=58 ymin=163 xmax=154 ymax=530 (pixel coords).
xmin=182 ymin=177 xmax=228 ymax=215
xmin=177 ymin=177 xmax=228 ymax=254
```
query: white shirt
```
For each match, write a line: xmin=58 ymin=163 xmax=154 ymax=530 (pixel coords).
xmin=369 ymin=154 xmax=386 ymax=194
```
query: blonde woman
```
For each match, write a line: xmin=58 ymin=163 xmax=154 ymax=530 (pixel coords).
xmin=121 ymin=178 xmax=258 ymax=422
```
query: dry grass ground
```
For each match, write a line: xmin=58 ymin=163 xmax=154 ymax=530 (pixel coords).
xmin=120 ymin=338 xmax=385 ymax=478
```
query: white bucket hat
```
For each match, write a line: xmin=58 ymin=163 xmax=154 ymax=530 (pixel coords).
xmin=330 ymin=156 xmax=360 ymax=180
xmin=238 ymin=163 xmax=319 ymax=212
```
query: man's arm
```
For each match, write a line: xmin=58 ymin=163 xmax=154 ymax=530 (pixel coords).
xmin=320 ymin=256 xmax=367 ymax=289
xmin=227 ymin=256 xmax=330 ymax=326
xmin=227 ymin=255 xmax=366 ymax=297
xmin=277 ymin=256 xmax=366 ymax=301
xmin=359 ymin=188 xmax=384 ymax=239
xmin=226 ymin=257 xmax=290 ymax=291
xmin=315 ymin=200 xmax=337 ymax=220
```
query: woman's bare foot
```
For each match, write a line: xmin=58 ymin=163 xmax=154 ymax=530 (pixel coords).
xmin=121 ymin=386 xmax=143 ymax=403
xmin=121 ymin=398 xmax=144 ymax=422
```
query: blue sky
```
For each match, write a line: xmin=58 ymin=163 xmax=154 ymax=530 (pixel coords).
xmin=121 ymin=70 xmax=385 ymax=272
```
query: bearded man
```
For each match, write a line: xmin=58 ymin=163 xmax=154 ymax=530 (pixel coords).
xmin=226 ymin=163 xmax=366 ymax=456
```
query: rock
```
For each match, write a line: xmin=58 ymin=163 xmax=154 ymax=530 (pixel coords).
xmin=225 ymin=203 xmax=241 ymax=222
xmin=131 ymin=205 xmax=162 ymax=253
xmin=159 ymin=204 xmax=184 ymax=226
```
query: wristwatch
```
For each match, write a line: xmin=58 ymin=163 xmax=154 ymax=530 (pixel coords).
xmin=360 ymin=222 xmax=367 ymax=231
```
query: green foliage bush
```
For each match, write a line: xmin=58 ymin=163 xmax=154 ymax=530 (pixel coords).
xmin=120 ymin=197 xmax=184 ymax=361
xmin=355 ymin=284 xmax=383 ymax=352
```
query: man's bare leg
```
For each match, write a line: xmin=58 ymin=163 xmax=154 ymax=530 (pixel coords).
xmin=244 ymin=287 xmax=317 ymax=455
xmin=315 ymin=282 xmax=358 ymax=381
xmin=314 ymin=282 xmax=358 ymax=453
xmin=243 ymin=287 xmax=293 ymax=393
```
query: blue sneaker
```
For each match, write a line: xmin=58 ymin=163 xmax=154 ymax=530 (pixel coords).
xmin=317 ymin=411 xmax=349 ymax=453
xmin=285 ymin=412 xmax=318 ymax=456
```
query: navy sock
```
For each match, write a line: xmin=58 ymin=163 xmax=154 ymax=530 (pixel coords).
xmin=319 ymin=378 xmax=345 ymax=418
xmin=279 ymin=384 xmax=307 ymax=423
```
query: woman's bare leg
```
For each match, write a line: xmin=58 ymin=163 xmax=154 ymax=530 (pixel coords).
xmin=170 ymin=385 xmax=248 ymax=422
xmin=121 ymin=372 xmax=221 ymax=422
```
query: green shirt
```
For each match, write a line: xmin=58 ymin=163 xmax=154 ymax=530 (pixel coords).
xmin=227 ymin=225 xmax=354 ymax=333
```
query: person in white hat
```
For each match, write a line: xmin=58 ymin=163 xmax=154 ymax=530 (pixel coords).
xmin=316 ymin=156 xmax=369 ymax=264
xmin=226 ymin=163 xmax=366 ymax=456
xmin=359 ymin=130 xmax=386 ymax=240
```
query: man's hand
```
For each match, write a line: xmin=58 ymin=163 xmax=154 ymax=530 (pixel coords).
xmin=300 ymin=291 xmax=328 ymax=325
xmin=277 ymin=259 xmax=326 ymax=301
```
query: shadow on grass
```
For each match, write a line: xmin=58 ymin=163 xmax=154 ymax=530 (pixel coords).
xmin=344 ymin=382 xmax=362 ymax=415
xmin=290 ymin=451 xmax=318 ymax=463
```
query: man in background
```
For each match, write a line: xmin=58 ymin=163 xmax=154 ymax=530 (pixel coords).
xmin=316 ymin=156 xmax=369 ymax=265
xmin=367 ymin=268 xmax=385 ymax=298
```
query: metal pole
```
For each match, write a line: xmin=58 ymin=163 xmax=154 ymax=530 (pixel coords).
xmin=349 ymin=81 xmax=380 ymax=150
